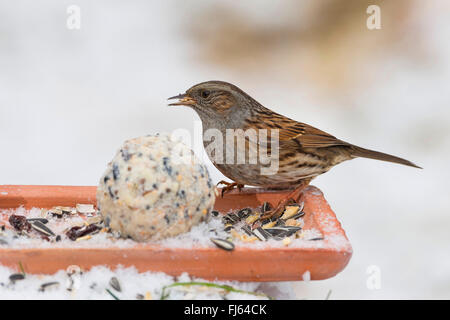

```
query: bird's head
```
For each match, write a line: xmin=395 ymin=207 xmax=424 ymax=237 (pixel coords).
xmin=168 ymin=81 xmax=256 ymax=121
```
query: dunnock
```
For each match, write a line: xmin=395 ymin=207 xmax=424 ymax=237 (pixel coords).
xmin=169 ymin=81 xmax=420 ymax=218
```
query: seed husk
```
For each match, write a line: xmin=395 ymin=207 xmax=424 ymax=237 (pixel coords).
xmin=86 ymin=216 xmax=103 ymax=225
xmin=309 ymin=237 xmax=324 ymax=241
xmin=109 ymin=277 xmax=121 ymax=292
xmin=31 ymin=221 xmax=55 ymax=236
xmin=262 ymin=221 xmax=276 ymax=229
xmin=224 ymin=224 xmax=233 ymax=232
xmin=76 ymin=204 xmax=96 ymax=214
xmin=58 ymin=207 xmax=73 ymax=214
xmin=39 ymin=281 xmax=60 ymax=292
xmin=210 ymin=238 xmax=235 ymax=251
xmin=48 ymin=207 xmax=63 ymax=216
xmin=9 ymin=273 xmax=25 ymax=282
xmin=75 ymin=235 xmax=92 ymax=241
xmin=245 ymin=214 xmax=259 ymax=225
xmin=280 ymin=206 xmax=300 ymax=220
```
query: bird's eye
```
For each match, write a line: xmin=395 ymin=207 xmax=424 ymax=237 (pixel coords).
xmin=201 ymin=90 xmax=210 ymax=99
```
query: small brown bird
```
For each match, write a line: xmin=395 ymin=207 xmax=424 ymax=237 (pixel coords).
xmin=169 ymin=81 xmax=420 ymax=218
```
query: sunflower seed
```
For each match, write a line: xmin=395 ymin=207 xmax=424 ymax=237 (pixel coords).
xmin=211 ymin=210 xmax=220 ymax=217
xmin=109 ymin=277 xmax=121 ymax=292
xmin=237 ymin=208 xmax=252 ymax=219
xmin=9 ymin=273 xmax=25 ymax=282
xmin=223 ymin=213 xmax=240 ymax=224
xmin=264 ymin=227 xmax=289 ymax=237
xmin=289 ymin=211 xmax=305 ymax=220
xmin=241 ymin=225 xmax=253 ymax=236
xmin=252 ymin=227 xmax=271 ymax=241
xmin=26 ymin=218 xmax=49 ymax=224
xmin=210 ymin=238 xmax=235 ymax=251
xmin=31 ymin=221 xmax=55 ymax=236
xmin=39 ymin=281 xmax=59 ymax=292
xmin=224 ymin=224 xmax=233 ymax=232
xmin=76 ymin=204 xmax=96 ymax=214
xmin=266 ymin=226 xmax=301 ymax=237
xmin=136 ymin=293 xmax=145 ymax=300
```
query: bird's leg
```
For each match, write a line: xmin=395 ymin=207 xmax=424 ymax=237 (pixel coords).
xmin=258 ymin=179 xmax=311 ymax=221
xmin=216 ymin=180 xmax=245 ymax=197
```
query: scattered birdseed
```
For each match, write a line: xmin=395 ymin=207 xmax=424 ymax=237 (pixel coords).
xmin=76 ymin=204 xmax=96 ymax=214
xmin=211 ymin=210 xmax=219 ymax=217
xmin=109 ymin=277 xmax=121 ymax=292
xmin=26 ymin=218 xmax=49 ymax=224
xmin=9 ymin=273 xmax=25 ymax=282
xmin=75 ymin=235 xmax=92 ymax=242
xmin=210 ymin=238 xmax=235 ymax=251
xmin=48 ymin=207 xmax=63 ymax=217
xmin=252 ymin=227 xmax=271 ymax=241
xmin=136 ymin=293 xmax=144 ymax=300
xmin=39 ymin=281 xmax=59 ymax=292
xmin=237 ymin=208 xmax=252 ymax=219
xmin=282 ymin=237 xmax=292 ymax=246
xmin=31 ymin=220 xmax=55 ymax=237
xmin=280 ymin=205 xmax=300 ymax=220
xmin=224 ymin=224 xmax=233 ymax=232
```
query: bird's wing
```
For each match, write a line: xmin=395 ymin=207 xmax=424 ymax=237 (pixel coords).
xmin=244 ymin=110 xmax=348 ymax=148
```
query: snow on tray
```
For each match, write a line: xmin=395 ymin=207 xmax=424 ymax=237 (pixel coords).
xmin=0 ymin=205 xmax=349 ymax=251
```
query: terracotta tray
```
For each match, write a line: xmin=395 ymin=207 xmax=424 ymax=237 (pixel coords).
xmin=0 ymin=185 xmax=352 ymax=282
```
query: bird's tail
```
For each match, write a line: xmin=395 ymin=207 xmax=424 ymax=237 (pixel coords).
xmin=350 ymin=145 xmax=422 ymax=169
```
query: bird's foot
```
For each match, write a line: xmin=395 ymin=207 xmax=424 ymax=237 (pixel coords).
xmin=216 ymin=181 xmax=245 ymax=197
xmin=258 ymin=180 xmax=310 ymax=221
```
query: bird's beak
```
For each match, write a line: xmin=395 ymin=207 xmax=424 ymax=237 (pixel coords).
xmin=167 ymin=93 xmax=196 ymax=106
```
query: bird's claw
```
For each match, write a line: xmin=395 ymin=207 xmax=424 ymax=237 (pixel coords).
xmin=216 ymin=181 xmax=244 ymax=197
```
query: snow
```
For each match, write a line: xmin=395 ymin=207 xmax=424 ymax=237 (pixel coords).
xmin=0 ymin=265 xmax=295 ymax=300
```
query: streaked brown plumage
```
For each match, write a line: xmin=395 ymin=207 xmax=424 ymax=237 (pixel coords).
xmin=168 ymin=81 xmax=420 ymax=195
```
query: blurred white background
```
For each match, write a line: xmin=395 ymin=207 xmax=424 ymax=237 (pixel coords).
xmin=1 ymin=0 xmax=449 ymax=299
